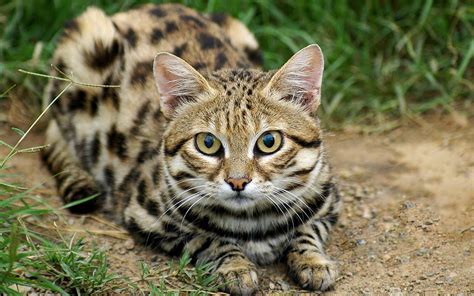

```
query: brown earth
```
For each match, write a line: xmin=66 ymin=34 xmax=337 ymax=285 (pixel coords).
xmin=1 ymin=117 xmax=473 ymax=294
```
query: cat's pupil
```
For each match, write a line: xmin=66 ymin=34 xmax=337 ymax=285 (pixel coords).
xmin=263 ymin=133 xmax=275 ymax=147
xmin=204 ymin=134 xmax=215 ymax=148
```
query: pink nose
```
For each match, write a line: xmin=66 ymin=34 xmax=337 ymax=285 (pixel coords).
xmin=225 ymin=177 xmax=251 ymax=191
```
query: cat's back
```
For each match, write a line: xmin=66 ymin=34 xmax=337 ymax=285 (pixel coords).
xmin=112 ymin=4 xmax=257 ymax=71
xmin=56 ymin=3 xmax=259 ymax=84
xmin=49 ymin=3 xmax=261 ymax=119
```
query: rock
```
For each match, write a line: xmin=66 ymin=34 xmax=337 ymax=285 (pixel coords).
xmin=425 ymin=271 xmax=436 ymax=277
xmin=151 ymin=255 xmax=159 ymax=262
xmin=124 ymin=238 xmax=135 ymax=250
xmin=356 ymin=239 xmax=367 ymax=246
xmin=402 ymin=201 xmax=415 ymax=209
xmin=388 ymin=287 xmax=402 ymax=296
xmin=396 ymin=256 xmax=410 ymax=264
xmin=362 ymin=206 xmax=372 ymax=219
xmin=117 ymin=247 xmax=126 ymax=255
xmin=277 ymin=280 xmax=290 ymax=291
xmin=415 ymin=247 xmax=430 ymax=256
xmin=268 ymin=282 xmax=275 ymax=290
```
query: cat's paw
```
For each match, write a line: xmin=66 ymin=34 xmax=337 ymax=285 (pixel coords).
xmin=287 ymin=251 xmax=338 ymax=291
xmin=216 ymin=257 xmax=258 ymax=296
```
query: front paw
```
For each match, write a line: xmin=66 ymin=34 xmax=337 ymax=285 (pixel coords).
xmin=216 ymin=257 xmax=259 ymax=296
xmin=287 ymin=251 xmax=338 ymax=291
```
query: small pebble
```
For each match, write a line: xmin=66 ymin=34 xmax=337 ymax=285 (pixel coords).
xmin=151 ymin=255 xmax=159 ymax=262
xmin=269 ymin=282 xmax=275 ymax=290
xmin=415 ymin=247 xmax=430 ymax=256
xmin=124 ymin=238 xmax=135 ymax=250
xmin=277 ymin=279 xmax=290 ymax=291
xmin=389 ymin=287 xmax=402 ymax=296
xmin=403 ymin=201 xmax=415 ymax=209
xmin=356 ymin=239 xmax=367 ymax=246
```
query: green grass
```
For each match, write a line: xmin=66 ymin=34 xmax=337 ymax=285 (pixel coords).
xmin=1 ymin=0 xmax=472 ymax=125
xmin=0 ymin=170 xmax=219 ymax=294
xmin=0 ymin=174 xmax=117 ymax=294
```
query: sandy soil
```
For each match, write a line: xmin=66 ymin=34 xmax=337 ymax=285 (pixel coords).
xmin=1 ymin=117 xmax=473 ymax=294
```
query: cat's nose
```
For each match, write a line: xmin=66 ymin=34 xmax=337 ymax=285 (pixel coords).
xmin=225 ymin=177 xmax=251 ymax=191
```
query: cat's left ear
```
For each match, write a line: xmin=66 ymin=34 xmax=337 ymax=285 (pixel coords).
xmin=263 ymin=44 xmax=324 ymax=114
xmin=153 ymin=53 xmax=215 ymax=118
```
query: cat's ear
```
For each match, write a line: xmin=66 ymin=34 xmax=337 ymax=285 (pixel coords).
xmin=153 ymin=53 xmax=214 ymax=118
xmin=263 ymin=44 xmax=324 ymax=114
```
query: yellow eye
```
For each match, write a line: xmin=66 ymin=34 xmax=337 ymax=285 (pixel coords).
xmin=195 ymin=133 xmax=222 ymax=156
xmin=256 ymin=131 xmax=282 ymax=154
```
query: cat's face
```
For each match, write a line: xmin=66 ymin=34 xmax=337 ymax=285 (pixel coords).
xmin=155 ymin=45 xmax=324 ymax=212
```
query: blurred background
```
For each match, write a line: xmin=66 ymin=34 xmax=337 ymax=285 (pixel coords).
xmin=0 ymin=0 xmax=472 ymax=128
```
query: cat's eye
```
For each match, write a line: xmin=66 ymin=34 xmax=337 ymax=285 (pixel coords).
xmin=256 ymin=131 xmax=282 ymax=155
xmin=195 ymin=133 xmax=222 ymax=156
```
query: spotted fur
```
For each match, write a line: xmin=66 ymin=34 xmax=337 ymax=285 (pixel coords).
xmin=42 ymin=3 xmax=341 ymax=294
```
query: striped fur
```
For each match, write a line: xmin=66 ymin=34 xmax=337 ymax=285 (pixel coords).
xmin=42 ymin=3 xmax=341 ymax=294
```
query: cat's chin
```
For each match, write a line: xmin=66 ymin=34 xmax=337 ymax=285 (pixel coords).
xmin=220 ymin=192 xmax=258 ymax=210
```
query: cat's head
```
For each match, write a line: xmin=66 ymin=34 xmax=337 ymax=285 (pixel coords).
xmin=153 ymin=44 xmax=325 ymax=212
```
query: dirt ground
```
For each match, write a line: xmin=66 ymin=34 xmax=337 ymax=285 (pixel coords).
xmin=1 ymin=116 xmax=473 ymax=294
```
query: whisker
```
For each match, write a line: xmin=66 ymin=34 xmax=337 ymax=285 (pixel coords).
xmin=179 ymin=192 xmax=210 ymax=230
xmin=269 ymin=191 xmax=305 ymax=226
xmin=262 ymin=192 xmax=295 ymax=238
xmin=272 ymin=185 xmax=314 ymax=221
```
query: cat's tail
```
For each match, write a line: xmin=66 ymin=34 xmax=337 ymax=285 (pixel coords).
xmin=43 ymin=6 xmax=123 ymax=110
xmin=206 ymin=13 xmax=263 ymax=67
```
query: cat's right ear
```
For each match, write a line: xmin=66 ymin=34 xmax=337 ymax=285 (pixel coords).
xmin=153 ymin=53 xmax=215 ymax=118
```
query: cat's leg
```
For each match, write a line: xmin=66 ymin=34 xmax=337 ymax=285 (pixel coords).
xmin=125 ymin=209 xmax=258 ymax=295
xmin=42 ymin=120 xmax=103 ymax=213
xmin=285 ymin=184 xmax=341 ymax=291
xmin=187 ymin=237 xmax=258 ymax=295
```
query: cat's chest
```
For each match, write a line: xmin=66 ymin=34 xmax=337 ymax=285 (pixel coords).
xmin=240 ymin=236 xmax=290 ymax=265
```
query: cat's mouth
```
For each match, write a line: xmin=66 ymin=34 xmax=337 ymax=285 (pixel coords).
xmin=224 ymin=191 xmax=256 ymax=205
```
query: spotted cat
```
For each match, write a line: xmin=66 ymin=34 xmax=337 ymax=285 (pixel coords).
xmin=42 ymin=3 xmax=342 ymax=294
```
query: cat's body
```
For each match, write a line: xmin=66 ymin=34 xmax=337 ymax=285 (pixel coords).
xmin=42 ymin=4 xmax=342 ymax=294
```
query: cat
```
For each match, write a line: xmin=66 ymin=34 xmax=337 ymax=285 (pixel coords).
xmin=41 ymin=3 xmax=341 ymax=294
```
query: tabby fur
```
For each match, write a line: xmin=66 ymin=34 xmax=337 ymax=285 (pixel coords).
xmin=42 ymin=3 xmax=342 ymax=294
